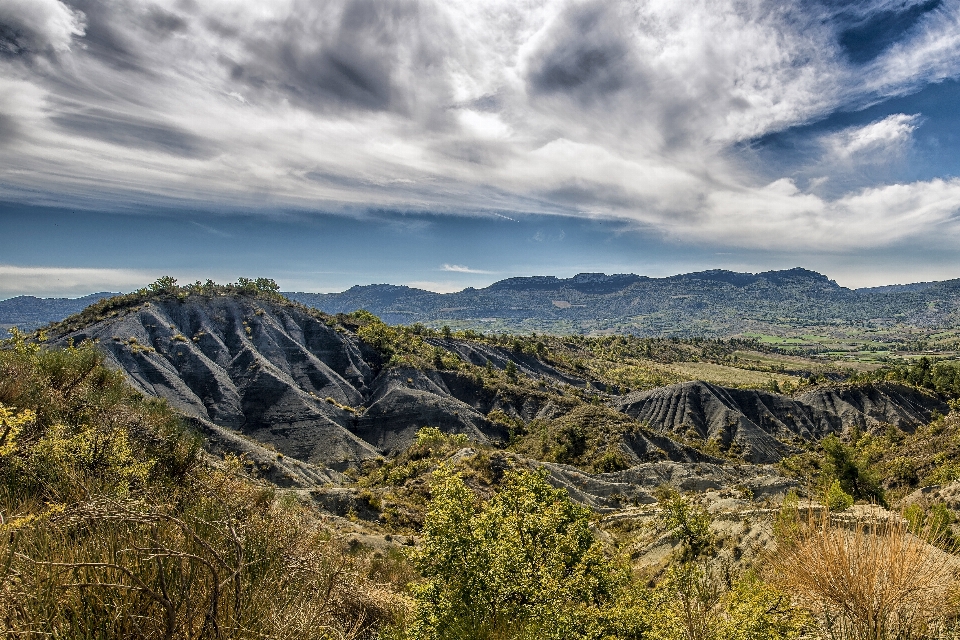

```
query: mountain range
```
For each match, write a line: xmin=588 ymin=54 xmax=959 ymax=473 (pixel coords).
xmin=287 ymin=267 xmax=960 ymax=335
xmin=5 ymin=268 xmax=960 ymax=336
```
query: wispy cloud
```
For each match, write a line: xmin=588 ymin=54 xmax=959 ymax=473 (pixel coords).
xmin=0 ymin=0 xmax=958 ymax=255
xmin=824 ymin=114 xmax=920 ymax=161
xmin=441 ymin=264 xmax=493 ymax=274
xmin=0 ymin=265 xmax=152 ymax=298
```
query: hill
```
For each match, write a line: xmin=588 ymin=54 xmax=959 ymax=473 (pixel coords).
xmin=7 ymin=269 xmax=960 ymax=350
xmin=10 ymin=280 xmax=960 ymax=638
xmin=0 ymin=291 xmax=118 ymax=333
xmin=44 ymin=283 xmax=948 ymax=490
xmin=286 ymin=268 xmax=960 ymax=338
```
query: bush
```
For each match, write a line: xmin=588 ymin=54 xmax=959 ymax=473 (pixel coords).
xmin=406 ymin=467 xmax=626 ymax=640
xmin=0 ymin=334 xmax=197 ymax=503
xmin=654 ymin=486 xmax=715 ymax=560
xmin=820 ymin=434 xmax=885 ymax=506
xmin=0 ymin=336 xmax=408 ymax=638
xmin=771 ymin=508 xmax=960 ymax=640
xmin=646 ymin=564 xmax=807 ymax=640
xmin=824 ymin=479 xmax=854 ymax=511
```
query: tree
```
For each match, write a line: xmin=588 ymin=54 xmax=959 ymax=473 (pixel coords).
xmin=408 ymin=467 xmax=623 ymax=640
xmin=654 ymin=486 xmax=714 ymax=561
xmin=820 ymin=434 xmax=885 ymax=506
xmin=148 ymin=276 xmax=178 ymax=293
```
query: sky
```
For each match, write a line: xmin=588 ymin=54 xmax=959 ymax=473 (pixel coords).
xmin=2 ymin=0 xmax=960 ymax=298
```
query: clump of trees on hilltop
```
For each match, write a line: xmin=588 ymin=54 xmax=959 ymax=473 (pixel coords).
xmin=47 ymin=276 xmax=287 ymax=334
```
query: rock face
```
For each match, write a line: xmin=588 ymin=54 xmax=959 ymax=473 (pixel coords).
xmin=50 ymin=295 xmax=507 ymax=472
xmin=615 ymin=381 xmax=947 ymax=463
xmin=535 ymin=460 xmax=796 ymax=512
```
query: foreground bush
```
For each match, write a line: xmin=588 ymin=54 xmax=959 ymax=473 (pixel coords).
xmin=0 ymin=334 xmax=407 ymax=638
xmin=771 ymin=505 xmax=960 ymax=640
xmin=407 ymin=467 xmax=625 ymax=640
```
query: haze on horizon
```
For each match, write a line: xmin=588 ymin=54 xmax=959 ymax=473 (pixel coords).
xmin=3 ymin=0 xmax=960 ymax=298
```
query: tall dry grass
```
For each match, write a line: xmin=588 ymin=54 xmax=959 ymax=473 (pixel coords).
xmin=770 ymin=506 xmax=960 ymax=640
xmin=0 ymin=481 xmax=410 ymax=639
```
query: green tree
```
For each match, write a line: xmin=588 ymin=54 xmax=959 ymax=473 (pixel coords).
xmin=820 ymin=434 xmax=885 ymax=505
xmin=654 ymin=486 xmax=715 ymax=561
xmin=408 ymin=467 xmax=625 ymax=640
xmin=148 ymin=275 xmax=178 ymax=293
xmin=824 ymin=479 xmax=854 ymax=511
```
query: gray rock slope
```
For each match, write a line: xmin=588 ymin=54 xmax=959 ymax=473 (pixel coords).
xmin=49 ymin=293 xmax=949 ymax=489
xmin=50 ymin=295 xmax=510 ymax=471
xmin=536 ymin=459 xmax=796 ymax=512
xmin=616 ymin=381 xmax=947 ymax=463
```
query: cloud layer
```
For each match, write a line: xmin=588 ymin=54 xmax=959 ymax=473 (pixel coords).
xmin=0 ymin=265 xmax=152 ymax=297
xmin=1 ymin=0 xmax=960 ymax=253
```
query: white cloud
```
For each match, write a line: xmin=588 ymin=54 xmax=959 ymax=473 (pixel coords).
xmin=0 ymin=0 xmax=85 ymax=53
xmin=692 ymin=177 xmax=960 ymax=250
xmin=0 ymin=265 xmax=152 ymax=298
xmin=441 ymin=264 xmax=493 ymax=274
xmin=824 ymin=114 xmax=920 ymax=161
xmin=0 ymin=0 xmax=959 ymax=255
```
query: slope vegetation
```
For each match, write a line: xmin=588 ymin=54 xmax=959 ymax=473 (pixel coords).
xmin=44 ymin=286 xmax=949 ymax=498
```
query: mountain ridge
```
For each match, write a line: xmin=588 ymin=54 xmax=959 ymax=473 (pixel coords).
xmin=285 ymin=268 xmax=960 ymax=335
xmin=5 ymin=268 xmax=960 ymax=337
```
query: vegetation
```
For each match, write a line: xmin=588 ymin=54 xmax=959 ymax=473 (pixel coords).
xmin=778 ymin=400 xmax=960 ymax=509
xmin=285 ymin=269 xmax=960 ymax=347
xmin=401 ymin=468 xmax=808 ymax=640
xmin=771 ymin=505 xmax=960 ymax=640
xmin=7 ymin=284 xmax=960 ymax=638
xmin=854 ymin=356 xmax=960 ymax=397
xmin=0 ymin=332 xmax=407 ymax=638
xmin=46 ymin=276 xmax=292 ymax=335
xmin=406 ymin=467 xmax=625 ymax=640
xmin=512 ymin=405 xmax=644 ymax=472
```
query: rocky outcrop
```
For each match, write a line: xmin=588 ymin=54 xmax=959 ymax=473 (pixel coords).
xmin=50 ymin=295 xmax=506 ymax=473
xmin=796 ymin=383 xmax=946 ymax=433
xmin=614 ymin=381 xmax=948 ymax=463
xmin=534 ymin=460 xmax=796 ymax=512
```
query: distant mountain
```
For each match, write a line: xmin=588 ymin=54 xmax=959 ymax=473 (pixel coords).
xmin=7 ymin=267 xmax=960 ymax=338
xmin=286 ymin=268 xmax=960 ymax=336
xmin=0 ymin=292 xmax=119 ymax=333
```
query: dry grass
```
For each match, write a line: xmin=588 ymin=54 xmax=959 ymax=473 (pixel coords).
xmin=662 ymin=360 xmax=800 ymax=389
xmin=0 ymin=334 xmax=410 ymax=639
xmin=770 ymin=507 xmax=960 ymax=640
xmin=0 ymin=482 xmax=410 ymax=639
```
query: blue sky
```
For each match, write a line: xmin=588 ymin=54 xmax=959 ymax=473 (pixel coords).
xmin=2 ymin=0 xmax=960 ymax=297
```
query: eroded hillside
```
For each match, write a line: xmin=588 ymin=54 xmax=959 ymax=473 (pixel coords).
xmin=46 ymin=288 xmax=948 ymax=505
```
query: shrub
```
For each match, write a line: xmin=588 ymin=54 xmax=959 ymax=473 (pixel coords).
xmin=824 ymin=479 xmax=854 ymax=511
xmin=770 ymin=508 xmax=960 ymax=640
xmin=654 ymin=486 xmax=715 ymax=560
xmin=820 ymin=434 xmax=885 ymax=506
xmin=0 ymin=336 xmax=408 ymax=638
xmin=647 ymin=564 xmax=807 ymax=640
xmin=406 ymin=467 xmax=627 ymax=640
